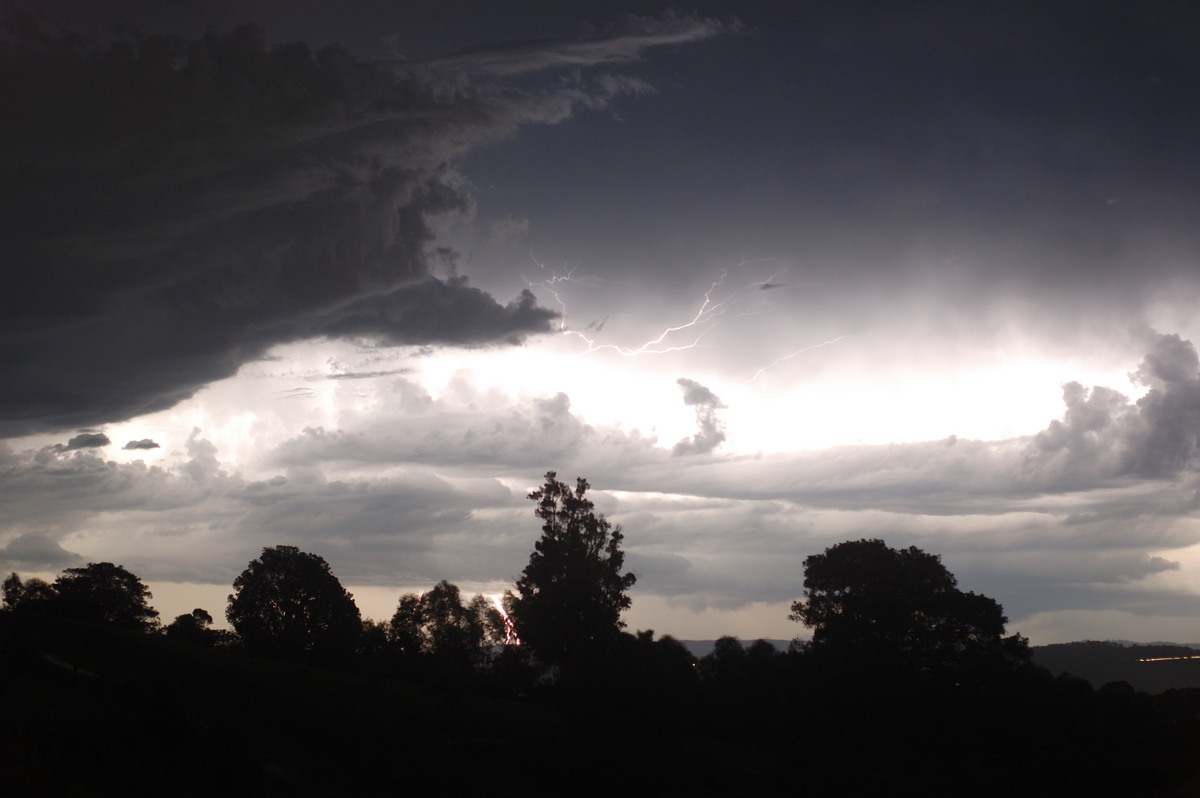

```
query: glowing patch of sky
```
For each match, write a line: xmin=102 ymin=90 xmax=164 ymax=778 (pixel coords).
xmin=11 ymin=334 xmax=1146 ymax=471
xmin=405 ymin=339 xmax=1144 ymax=454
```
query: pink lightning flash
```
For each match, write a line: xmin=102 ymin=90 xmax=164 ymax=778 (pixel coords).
xmin=490 ymin=594 xmax=520 ymax=645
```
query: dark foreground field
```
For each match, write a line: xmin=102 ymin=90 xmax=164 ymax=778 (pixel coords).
xmin=1 ymin=614 xmax=789 ymax=796
xmin=6 ymin=613 xmax=1200 ymax=797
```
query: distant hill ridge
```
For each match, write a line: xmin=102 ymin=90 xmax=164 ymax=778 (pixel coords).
xmin=1032 ymin=641 xmax=1200 ymax=693
xmin=676 ymin=639 xmax=1200 ymax=693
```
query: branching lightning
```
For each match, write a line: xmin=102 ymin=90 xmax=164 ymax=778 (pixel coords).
xmin=738 ymin=336 xmax=847 ymax=387
xmin=489 ymin=594 xmax=520 ymax=645
xmin=525 ymin=257 xmax=783 ymax=357
xmin=523 ymin=255 xmax=845 ymax=384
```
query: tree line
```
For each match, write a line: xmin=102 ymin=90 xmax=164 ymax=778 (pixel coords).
xmin=2 ymin=471 xmax=1030 ymax=683
xmin=6 ymin=472 xmax=1200 ymax=794
xmin=4 ymin=473 xmax=647 ymax=675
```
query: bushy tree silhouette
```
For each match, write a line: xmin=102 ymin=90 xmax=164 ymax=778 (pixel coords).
xmin=227 ymin=545 xmax=360 ymax=660
xmin=19 ymin=562 xmax=161 ymax=630
xmin=166 ymin=607 xmax=216 ymax=645
xmin=790 ymin=538 xmax=1028 ymax=679
xmin=390 ymin=580 xmax=505 ymax=664
xmin=510 ymin=472 xmax=636 ymax=672
xmin=2 ymin=572 xmax=56 ymax=613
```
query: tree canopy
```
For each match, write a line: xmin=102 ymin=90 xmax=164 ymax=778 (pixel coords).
xmin=4 ymin=563 xmax=160 ymax=631
xmin=3 ymin=572 xmax=56 ymax=613
xmin=790 ymin=538 xmax=1028 ymax=678
xmin=390 ymin=580 xmax=505 ymax=662
xmin=226 ymin=545 xmax=361 ymax=660
xmin=166 ymin=607 xmax=217 ymax=645
xmin=510 ymin=472 xmax=636 ymax=670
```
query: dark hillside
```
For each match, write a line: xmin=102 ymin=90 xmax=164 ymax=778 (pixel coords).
xmin=0 ymin=612 xmax=575 ymax=795
xmin=0 ymin=613 xmax=790 ymax=795
xmin=1033 ymin=642 xmax=1200 ymax=693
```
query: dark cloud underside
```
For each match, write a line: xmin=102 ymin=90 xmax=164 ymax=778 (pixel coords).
xmin=64 ymin=432 xmax=110 ymax=450
xmin=0 ymin=9 xmax=738 ymax=438
xmin=1 ymin=531 xmax=80 ymax=569
xmin=674 ymin=378 xmax=727 ymax=456
xmin=0 ymin=22 xmax=596 ymax=436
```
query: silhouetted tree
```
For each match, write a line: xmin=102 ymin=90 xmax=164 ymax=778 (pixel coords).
xmin=790 ymin=539 xmax=1028 ymax=680
xmin=746 ymin=638 xmax=777 ymax=661
xmin=46 ymin=562 xmax=160 ymax=631
xmin=389 ymin=580 xmax=505 ymax=666
xmin=2 ymin=572 xmax=56 ymax=612
xmin=166 ymin=607 xmax=215 ymax=645
xmin=700 ymin=635 xmax=749 ymax=682
xmin=467 ymin=593 xmax=508 ymax=646
xmin=510 ymin=472 xmax=636 ymax=672
xmin=636 ymin=631 xmax=697 ymax=693
xmin=390 ymin=592 xmax=425 ymax=659
xmin=601 ymin=630 xmax=699 ymax=718
xmin=226 ymin=545 xmax=361 ymax=661
xmin=358 ymin=618 xmax=392 ymax=664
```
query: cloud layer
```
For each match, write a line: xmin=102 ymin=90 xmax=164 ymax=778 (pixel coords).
xmin=0 ymin=14 xmax=732 ymax=436
xmin=674 ymin=378 xmax=727 ymax=455
xmin=4 ymin=334 xmax=1200 ymax=640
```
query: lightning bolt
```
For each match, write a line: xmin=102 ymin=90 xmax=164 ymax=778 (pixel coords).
xmin=738 ymin=336 xmax=847 ymax=387
xmin=525 ymin=257 xmax=784 ymax=357
xmin=489 ymin=594 xmax=520 ymax=645
xmin=523 ymin=256 xmax=845 ymax=383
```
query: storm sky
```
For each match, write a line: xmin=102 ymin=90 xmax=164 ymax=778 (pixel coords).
xmin=4 ymin=1 xmax=1200 ymax=643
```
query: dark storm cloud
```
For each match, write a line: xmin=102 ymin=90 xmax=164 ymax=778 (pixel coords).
xmin=0 ymin=14 xmax=727 ymax=437
xmin=673 ymin=377 xmax=726 ymax=456
xmin=1 ymin=531 xmax=81 ymax=569
xmin=63 ymin=432 xmax=111 ymax=450
xmin=482 ymin=2 xmax=1200 ymax=352
xmin=1021 ymin=332 xmax=1200 ymax=485
xmin=317 ymin=281 xmax=555 ymax=346
xmin=123 ymin=439 xmax=161 ymax=450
